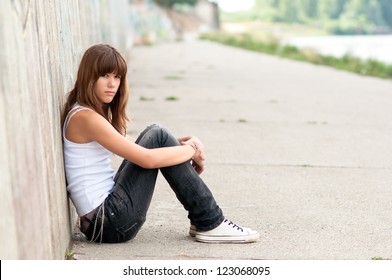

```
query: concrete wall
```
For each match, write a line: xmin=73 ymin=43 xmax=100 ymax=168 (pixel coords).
xmin=195 ymin=0 xmax=220 ymax=30
xmin=0 ymin=0 xmax=132 ymax=259
xmin=130 ymin=1 xmax=176 ymax=44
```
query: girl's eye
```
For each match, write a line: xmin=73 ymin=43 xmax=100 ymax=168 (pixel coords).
xmin=101 ymin=73 xmax=109 ymax=77
xmin=115 ymin=75 xmax=121 ymax=79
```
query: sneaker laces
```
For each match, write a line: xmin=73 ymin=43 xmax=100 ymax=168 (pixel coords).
xmin=224 ymin=219 xmax=244 ymax=232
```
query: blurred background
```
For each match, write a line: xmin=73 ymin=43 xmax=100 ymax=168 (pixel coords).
xmin=1 ymin=0 xmax=391 ymax=260
xmin=142 ymin=0 xmax=392 ymax=78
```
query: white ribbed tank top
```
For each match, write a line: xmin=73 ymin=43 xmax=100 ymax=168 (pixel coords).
xmin=62 ymin=103 xmax=114 ymax=216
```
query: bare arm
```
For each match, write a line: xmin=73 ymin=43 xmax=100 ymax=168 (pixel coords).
xmin=179 ymin=136 xmax=206 ymax=174
xmin=67 ymin=110 xmax=196 ymax=169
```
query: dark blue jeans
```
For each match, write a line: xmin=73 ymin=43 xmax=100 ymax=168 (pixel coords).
xmin=82 ymin=124 xmax=224 ymax=243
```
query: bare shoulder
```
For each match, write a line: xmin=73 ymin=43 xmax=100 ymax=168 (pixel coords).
xmin=66 ymin=109 xmax=108 ymax=143
xmin=71 ymin=108 xmax=100 ymax=120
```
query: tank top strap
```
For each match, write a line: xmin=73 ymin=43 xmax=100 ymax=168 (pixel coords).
xmin=63 ymin=103 xmax=94 ymax=133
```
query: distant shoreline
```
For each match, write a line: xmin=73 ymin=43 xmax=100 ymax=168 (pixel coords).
xmin=284 ymin=35 xmax=392 ymax=64
xmin=200 ymin=32 xmax=392 ymax=80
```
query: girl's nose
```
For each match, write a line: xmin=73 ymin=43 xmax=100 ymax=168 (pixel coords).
xmin=108 ymin=78 xmax=116 ymax=87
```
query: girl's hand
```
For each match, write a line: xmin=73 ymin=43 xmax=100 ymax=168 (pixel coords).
xmin=192 ymin=158 xmax=205 ymax=175
xmin=180 ymin=136 xmax=205 ymax=174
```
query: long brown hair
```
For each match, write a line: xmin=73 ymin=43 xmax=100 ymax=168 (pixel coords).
xmin=61 ymin=44 xmax=129 ymax=135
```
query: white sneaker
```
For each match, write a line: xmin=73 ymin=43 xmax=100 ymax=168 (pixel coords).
xmin=189 ymin=224 xmax=252 ymax=237
xmin=193 ymin=219 xmax=260 ymax=243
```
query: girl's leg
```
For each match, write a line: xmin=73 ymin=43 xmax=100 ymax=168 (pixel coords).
xmin=141 ymin=126 xmax=259 ymax=243
xmin=130 ymin=125 xmax=259 ymax=243
xmin=160 ymin=160 xmax=224 ymax=231
xmin=91 ymin=124 xmax=223 ymax=242
xmin=130 ymin=124 xmax=224 ymax=231
xmin=85 ymin=124 xmax=258 ymax=243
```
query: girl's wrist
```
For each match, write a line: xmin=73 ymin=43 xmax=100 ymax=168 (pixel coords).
xmin=187 ymin=142 xmax=197 ymax=152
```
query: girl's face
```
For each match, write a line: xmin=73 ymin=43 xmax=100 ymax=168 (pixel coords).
xmin=94 ymin=72 xmax=121 ymax=104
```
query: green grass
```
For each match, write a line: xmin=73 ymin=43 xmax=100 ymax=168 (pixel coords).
xmin=371 ymin=257 xmax=391 ymax=260
xmin=140 ymin=96 xmax=155 ymax=101
xmin=65 ymin=249 xmax=74 ymax=260
xmin=200 ymin=32 xmax=392 ymax=80
xmin=165 ymin=96 xmax=179 ymax=101
xmin=164 ymin=75 xmax=183 ymax=80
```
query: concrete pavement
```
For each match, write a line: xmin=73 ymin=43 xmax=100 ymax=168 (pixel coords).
xmin=71 ymin=40 xmax=392 ymax=260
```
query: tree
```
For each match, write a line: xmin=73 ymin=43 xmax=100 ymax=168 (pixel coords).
xmin=379 ymin=0 xmax=392 ymax=27
xmin=330 ymin=0 xmax=346 ymax=19
xmin=364 ymin=0 xmax=384 ymax=26
xmin=317 ymin=0 xmax=339 ymax=19
xmin=154 ymin=0 xmax=197 ymax=8
xmin=225 ymin=0 xmax=392 ymax=33
xmin=275 ymin=0 xmax=301 ymax=22
xmin=303 ymin=0 xmax=319 ymax=19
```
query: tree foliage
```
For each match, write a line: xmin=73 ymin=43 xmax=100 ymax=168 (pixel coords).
xmin=227 ymin=0 xmax=392 ymax=34
xmin=154 ymin=0 xmax=197 ymax=8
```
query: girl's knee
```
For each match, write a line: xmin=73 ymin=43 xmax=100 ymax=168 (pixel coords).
xmin=146 ymin=124 xmax=172 ymax=141
xmin=137 ymin=124 xmax=177 ymax=148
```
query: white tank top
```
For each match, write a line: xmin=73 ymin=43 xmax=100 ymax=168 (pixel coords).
xmin=62 ymin=103 xmax=114 ymax=216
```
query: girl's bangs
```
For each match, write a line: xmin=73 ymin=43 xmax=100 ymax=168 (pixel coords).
xmin=97 ymin=51 xmax=127 ymax=78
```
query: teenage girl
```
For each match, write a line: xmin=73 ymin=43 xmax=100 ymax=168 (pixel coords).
xmin=61 ymin=44 xmax=259 ymax=243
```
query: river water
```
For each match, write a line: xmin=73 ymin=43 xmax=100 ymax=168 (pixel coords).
xmin=284 ymin=35 xmax=392 ymax=64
